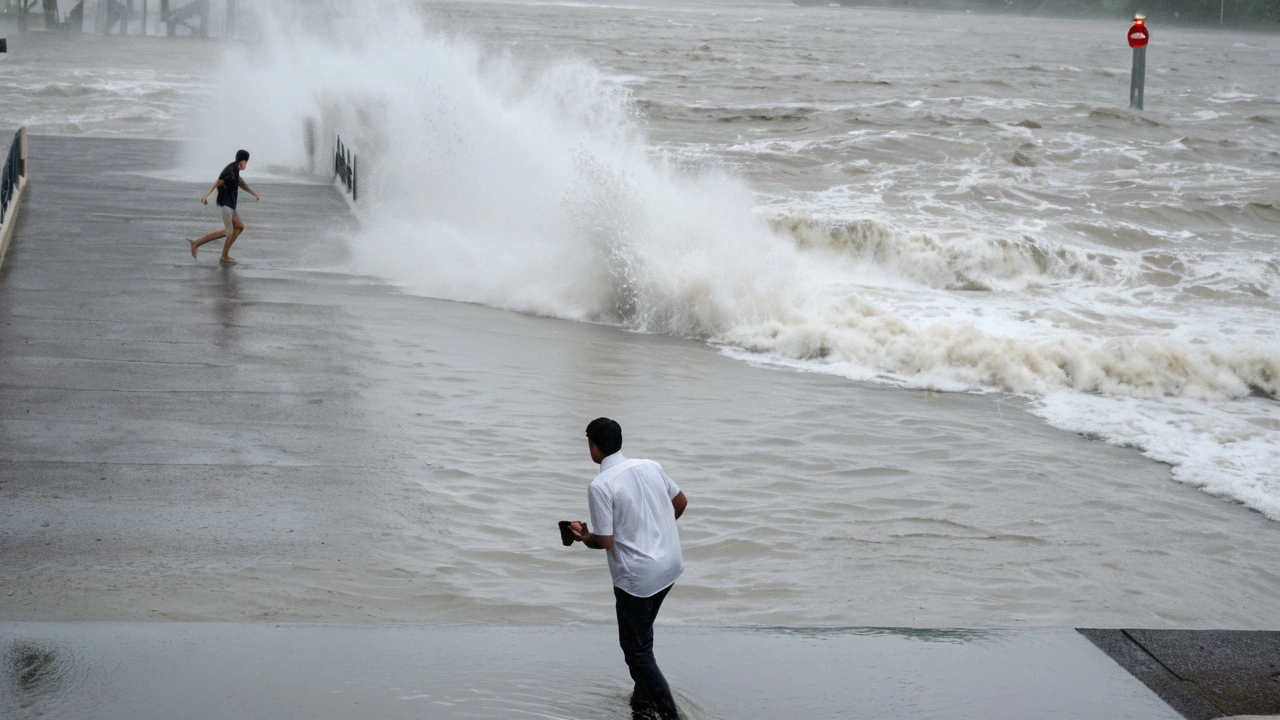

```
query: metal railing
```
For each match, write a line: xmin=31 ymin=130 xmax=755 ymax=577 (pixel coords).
xmin=334 ymin=136 xmax=357 ymax=201
xmin=1 ymin=129 xmax=27 ymax=225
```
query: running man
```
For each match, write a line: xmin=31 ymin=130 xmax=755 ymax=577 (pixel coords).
xmin=189 ymin=149 xmax=260 ymax=264
xmin=569 ymin=418 xmax=688 ymax=720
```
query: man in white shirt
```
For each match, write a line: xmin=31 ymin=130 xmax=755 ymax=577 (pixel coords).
xmin=569 ymin=417 xmax=688 ymax=720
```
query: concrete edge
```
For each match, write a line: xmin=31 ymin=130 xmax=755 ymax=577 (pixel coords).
xmin=0 ymin=126 xmax=29 ymax=272
xmin=1079 ymin=628 xmax=1222 ymax=720
xmin=1078 ymin=629 xmax=1280 ymax=720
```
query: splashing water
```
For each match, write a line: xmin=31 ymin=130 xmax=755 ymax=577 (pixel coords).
xmin=190 ymin=0 xmax=1280 ymax=518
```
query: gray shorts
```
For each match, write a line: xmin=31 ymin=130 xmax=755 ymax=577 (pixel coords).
xmin=220 ymin=205 xmax=240 ymax=234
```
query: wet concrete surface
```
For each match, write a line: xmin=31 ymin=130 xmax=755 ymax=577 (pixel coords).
xmin=1 ymin=136 xmax=1277 ymax=720
xmin=0 ymin=135 xmax=425 ymax=621
xmin=0 ymin=622 xmax=1182 ymax=720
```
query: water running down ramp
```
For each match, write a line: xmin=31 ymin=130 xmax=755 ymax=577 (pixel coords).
xmin=0 ymin=623 xmax=1182 ymax=720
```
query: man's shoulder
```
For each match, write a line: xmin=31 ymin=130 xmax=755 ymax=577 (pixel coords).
xmin=219 ymin=162 xmax=238 ymax=176
xmin=592 ymin=458 xmax=661 ymax=485
xmin=627 ymin=458 xmax=663 ymax=474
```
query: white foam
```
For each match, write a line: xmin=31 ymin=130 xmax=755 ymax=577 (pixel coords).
xmin=1034 ymin=391 xmax=1280 ymax=521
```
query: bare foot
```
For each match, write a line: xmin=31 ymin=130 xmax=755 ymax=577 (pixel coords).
xmin=219 ymin=256 xmax=237 ymax=265
xmin=188 ymin=239 xmax=198 ymax=259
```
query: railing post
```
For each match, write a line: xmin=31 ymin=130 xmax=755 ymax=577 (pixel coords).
xmin=332 ymin=135 xmax=358 ymax=201
xmin=1 ymin=126 xmax=30 ymax=269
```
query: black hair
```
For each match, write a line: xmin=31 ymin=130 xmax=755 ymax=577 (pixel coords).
xmin=585 ymin=417 xmax=623 ymax=457
xmin=235 ymin=149 xmax=250 ymax=163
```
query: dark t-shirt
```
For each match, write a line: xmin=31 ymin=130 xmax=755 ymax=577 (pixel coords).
xmin=216 ymin=161 xmax=240 ymax=209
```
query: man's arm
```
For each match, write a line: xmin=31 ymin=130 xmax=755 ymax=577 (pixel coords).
xmin=672 ymin=491 xmax=687 ymax=520
xmin=568 ymin=521 xmax=613 ymax=550
xmin=239 ymin=181 xmax=261 ymax=201
xmin=200 ymin=179 xmax=223 ymax=205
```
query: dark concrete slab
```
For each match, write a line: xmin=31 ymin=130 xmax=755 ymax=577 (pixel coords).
xmin=1078 ymin=629 xmax=1280 ymax=719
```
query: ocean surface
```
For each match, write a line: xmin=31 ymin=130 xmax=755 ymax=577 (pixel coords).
xmin=1 ymin=0 xmax=1278 ymax=630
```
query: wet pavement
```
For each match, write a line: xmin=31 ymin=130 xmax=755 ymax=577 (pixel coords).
xmin=1 ymin=136 xmax=1276 ymax=720
xmin=0 ymin=622 xmax=1181 ymax=720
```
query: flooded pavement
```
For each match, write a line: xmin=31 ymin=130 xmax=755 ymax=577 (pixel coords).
xmin=0 ymin=622 xmax=1181 ymax=720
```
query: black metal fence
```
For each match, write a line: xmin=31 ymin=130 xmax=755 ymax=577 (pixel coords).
xmin=1 ymin=129 xmax=26 ymax=226
xmin=335 ymin=136 xmax=357 ymax=201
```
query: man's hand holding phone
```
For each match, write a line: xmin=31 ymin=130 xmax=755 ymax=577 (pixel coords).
xmin=559 ymin=520 xmax=588 ymax=546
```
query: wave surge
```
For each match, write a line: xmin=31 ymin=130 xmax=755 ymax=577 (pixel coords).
xmin=193 ymin=0 xmax=1280 ymax=520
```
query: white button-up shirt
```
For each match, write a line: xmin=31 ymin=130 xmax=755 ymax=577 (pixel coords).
xmin=588 ymin=452 xmax=684 ymax=598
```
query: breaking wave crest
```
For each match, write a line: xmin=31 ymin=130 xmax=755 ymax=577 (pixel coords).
xmin=773 ymin=215 xmax=1113 ymax=291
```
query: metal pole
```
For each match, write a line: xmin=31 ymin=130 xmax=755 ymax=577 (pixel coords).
xmin=1220 ymin=0 xmax=1224 ymax=24
xmin=225 ymin=0 xmax=235 ymax=37
xmin=304 ymin=119 xmax=316 ymax=174
xmin=1129 ymin=46 xmax=1146 ymax=111
xmin=141 ymin=0 xmax=146 ymax=35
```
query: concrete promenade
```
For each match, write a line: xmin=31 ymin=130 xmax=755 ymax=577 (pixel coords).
xmin=0 ymin=137 xmax=1277 ymax=719
xmin=0 ymin=135 xmax=405 ymax=623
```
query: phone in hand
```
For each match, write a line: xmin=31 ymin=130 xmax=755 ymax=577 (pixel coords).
xmin=558 ymin=520 xmax=586 ymax=546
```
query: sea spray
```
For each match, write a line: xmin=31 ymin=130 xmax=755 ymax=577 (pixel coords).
xmin=189 ymin=0 xmax=1280 ymax=519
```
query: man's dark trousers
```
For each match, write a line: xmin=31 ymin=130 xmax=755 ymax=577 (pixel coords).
xmin=614 ymin=584 xmax=678 ymax=719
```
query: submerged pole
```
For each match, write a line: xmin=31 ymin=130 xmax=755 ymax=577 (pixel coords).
xmin=1130 ymin=47 xmax=1145 ymax=110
